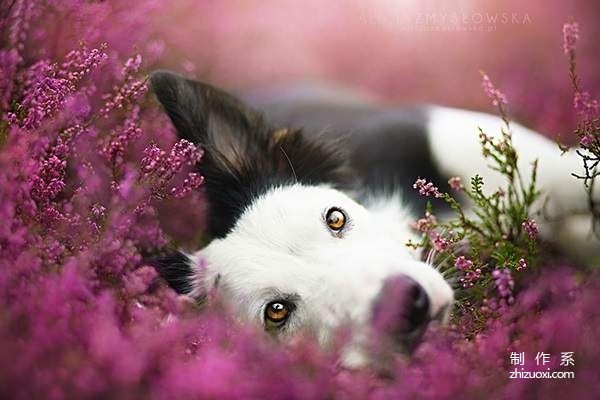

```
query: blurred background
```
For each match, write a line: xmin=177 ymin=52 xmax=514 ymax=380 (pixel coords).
xmin=147 ymin=0 xmax=600 ymax=139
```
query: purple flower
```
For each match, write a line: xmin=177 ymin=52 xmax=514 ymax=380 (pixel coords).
xmin=411 ymin=212 xmax=437 ymax=233
xmin=429 ymin=231 xmax=449 ymax=251
xmin=413 ymin=178 xmax=442 ymax=198
xmin=562 ymin=22 xmax=579 ymax=54
xmin=492 ymin=268 xmax=515 ymax=303
xmin=8 ymin=45 xmax=107 ymax=130
xmin=455 ymin=256 xmax=473 ymax=271
xmin=573 ymin=91 xmax=600 ymax=121
xmin=448 ymin=176 xmax=463 ymax=191
xmin=481 ymin=73 xmax=507 ymax=107
xmin=140 ymin=139 xmax=204 ymax=199
xmin=101 ymin=105 xmax=143 ymax=169
xmin=522 ymin=218 xmax=539 ymax=240
xmin=99 ymin=53 xmax=147 ymax=117
xmin=459 ymin=267 xmax=482 ymax=289
xmin=580 ymin=133 xmax=595 ymax=147
xmin=455 ymin=256 xmax=481 ymax=288
xmin=171 ymin=172 xmax=205 ymax=198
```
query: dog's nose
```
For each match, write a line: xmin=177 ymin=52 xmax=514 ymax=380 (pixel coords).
xmin=404 ymin=278 xmax=430 ymax=331
xmin=371 ymin=275 xmax=431 ymax=337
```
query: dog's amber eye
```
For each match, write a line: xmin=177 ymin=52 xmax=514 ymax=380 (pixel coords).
xmin=265 ymin=301 xmax=290 ymax=324
xmin=326 ymin=208 xmax=346 ymax=231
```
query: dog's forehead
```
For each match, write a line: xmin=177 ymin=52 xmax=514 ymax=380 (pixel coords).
xmin=232 ymin=184 xmax=365 ymax=238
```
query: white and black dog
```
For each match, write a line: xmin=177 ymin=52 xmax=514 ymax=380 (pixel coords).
xmin=150 ymin=70 xmax=592 ymax=366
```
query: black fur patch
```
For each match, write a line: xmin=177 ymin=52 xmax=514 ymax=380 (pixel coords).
xmin=150 ymin=250 xmax=195 ymax=294
xmin=151 ymin=71 xmax=351 ymax=238
xmin=248 ymin=92 xmax=450 ymax=213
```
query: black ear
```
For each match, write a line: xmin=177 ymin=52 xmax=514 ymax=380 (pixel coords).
xmin=150 ymin=70 xmax=350 ymax=238
xmin=150 ymin=250 xmax=195 ymax=295
xmin=150 ymin=70 xmax=266 ymax=164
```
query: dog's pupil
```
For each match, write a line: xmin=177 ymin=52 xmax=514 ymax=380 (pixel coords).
xmin=268 ymin=302 xmax=287 ymax=321
xmin=327 ymin=209 xmax=345 ymax=230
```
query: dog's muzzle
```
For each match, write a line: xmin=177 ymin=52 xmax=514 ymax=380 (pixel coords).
xmin=370 ymin=275 xmax=432 ymax=353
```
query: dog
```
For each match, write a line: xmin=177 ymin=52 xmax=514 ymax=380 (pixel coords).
xmin=150 ymin=70 xmax=592 ymax=367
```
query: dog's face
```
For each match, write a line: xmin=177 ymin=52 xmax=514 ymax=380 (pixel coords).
xmin=151 ymin=71 xmax=453 ymax=366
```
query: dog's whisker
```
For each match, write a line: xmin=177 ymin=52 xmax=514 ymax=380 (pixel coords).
xmin=425 ymin=248 xmax=437 ymax=265
xmin=279 ymin=145 xmax=298 ymax=183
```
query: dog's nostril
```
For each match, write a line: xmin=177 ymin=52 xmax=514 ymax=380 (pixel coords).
xmin=371 ymin=276 xmax=431 ymax=337
xmin=406 ymin=281 xmax=430 ymax=331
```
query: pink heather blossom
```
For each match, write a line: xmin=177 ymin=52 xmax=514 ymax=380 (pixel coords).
xmin=8 ymin=45 xmax=107 ymax=130
xmin=562 ymin=22 xmax=579 ymax=54
xmin=522 ymin=218 xmax=539 ymax=240
xmin=454 ymin=256 xmax=474 ymax=271
xmin=412 ymin=211 xmax=437 ymax=233
xmin=101 ymin=105 xmax=143 ymax=169
xmin=171 ymin=172 xmax=205 ymax=198
xmin=580 ymin=133 xmax=595 ymax=147
xmin=429 ymin=231 xmax=449 ymax=251
xmin=517 ymin=258 xmax=527 ymax=271
xmin=99 ymin=53 xmax=147 ymax=117
xmin=448 ymin=176 xmax=463 ymax=191
xmin=122 ymin=54 xmax=142 ymax=77
xmin=460 ymin=267 xmax=482 ymax=289
xmin=413 ymin=178 xmax=442 ymax=198
xmin=481 ymin=73 xmax=507 ymax=107
xmin=493 ymin=268 xmax=515 ymax=304
xmin=573 ymin=91 xmax=600 ymax=121
xmin=455 ymin=256 xmax=481 ymax=288
xmin=140 ymin=139 xmax=204 ymax=199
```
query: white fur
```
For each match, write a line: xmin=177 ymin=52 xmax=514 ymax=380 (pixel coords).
xmin=189 ymin=184 xmax=453 ymax=366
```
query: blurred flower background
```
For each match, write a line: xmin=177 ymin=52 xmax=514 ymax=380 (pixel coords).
xmin=1 ymin=0 xmax=599 ymax=399
xmin=157 ymin=0 xmax=600 ymax=136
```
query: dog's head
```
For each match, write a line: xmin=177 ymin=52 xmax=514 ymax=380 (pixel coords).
xmin=150 ymin=71 xmax=453 ymax=367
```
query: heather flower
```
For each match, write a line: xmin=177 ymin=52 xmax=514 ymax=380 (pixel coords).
xmin=8 ymin=45 xmax=107 ymax=130
xmin=429 ymin=231 xmax=449 ymax=251
xmin=30 ymin=152 xmax=67 ymax=208
xmin=517 ymin=258 xmax=527 ymax=271
xmin=455 ymin=256 xmax=481 ymax=288
xmin=481 ymin=72 xmax=507 ymax=108
xmin=140 ymin=143 xmax=166 ymax=175
xmin=493 ymin=268 xmax=515 ymax=303
xmin=411 ymin=211 xmax=437 ymax=233
xmin=101 ymin=105 xmax=143 ymax=170
xmin=562 ymin=21 xmax=579 ymax=55
xmin=454 ymin=256 xmax=473 ymax=271
xmin=91 ymin=203 xmax=107 ymax=219
xmin=171 ymin=172 xmax=205 ymax=198
xmin=448 ymin=176 xmax=463 ymax=191
xmin=580 ymin=133 xmax=595 ymax=147
xmin=522 ymin=218 xmax=539 ymax=240
xmin=99 ymin=53 xmax=147 ymax=117
xmin=460 ymin=267 xmax=482 ymax=289
xmin=413 ymin=177 xmax=442 ymax=198
xmin=573 ymin=90 xmax=600 ymax=121
xmin=140 ymin=139 xmax=204 ymax=198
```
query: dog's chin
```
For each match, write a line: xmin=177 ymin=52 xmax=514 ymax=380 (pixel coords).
xmin=338 ymin=324 xmax=431 ymax=372
xmin=340 ymin=307 xmax=454 ymax=371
